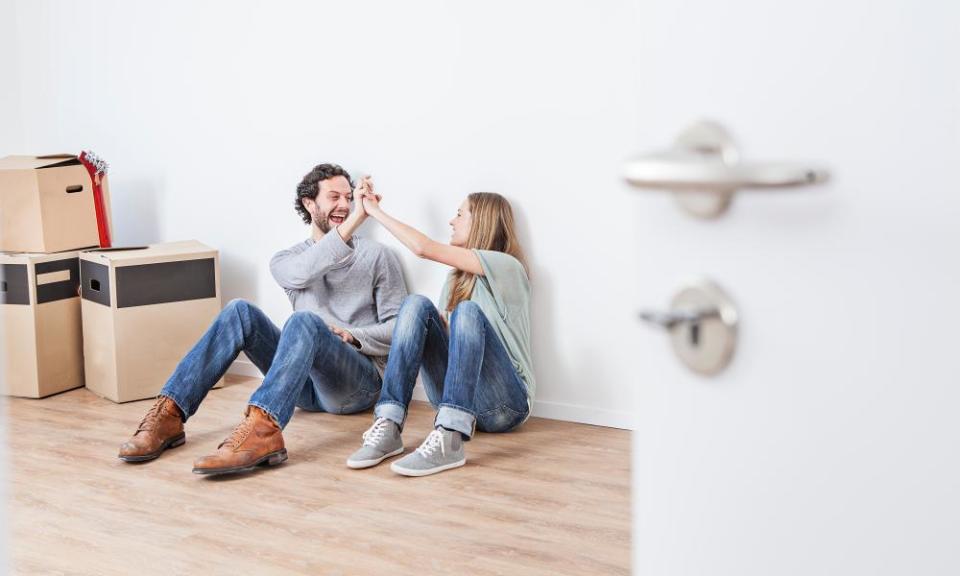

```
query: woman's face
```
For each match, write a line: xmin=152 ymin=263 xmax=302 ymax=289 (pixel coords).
xmin=449 ymin=198 xmax=472 ymax=247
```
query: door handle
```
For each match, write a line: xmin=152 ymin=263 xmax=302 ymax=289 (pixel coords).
xmin=623 ymin=120 xmax=830 ymax=218
xmin=624 ymin=153 xmax=829 ymax=190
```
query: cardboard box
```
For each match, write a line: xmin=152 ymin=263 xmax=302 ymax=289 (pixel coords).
xmin=0 ymin=154 xmax=113 ymax=253
xmin=1 ymin=250 xmax=85 ymax=398
xmin=80 ymin=241 xmax=223 ymax=403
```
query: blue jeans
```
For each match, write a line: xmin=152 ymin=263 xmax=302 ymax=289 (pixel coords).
xmin=374 ymin=294 xmax=529 ymax=439
xmin=160 ymin=299 xmax=382 ymax=428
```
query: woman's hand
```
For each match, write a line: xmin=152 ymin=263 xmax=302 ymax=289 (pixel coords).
xmin=361 ymin=186 xmax=383 ymax=217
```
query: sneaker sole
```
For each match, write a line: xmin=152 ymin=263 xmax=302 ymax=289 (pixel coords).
xmin=390 ymin=457 xmax=466 ymax=477
xmin=346 ymin=446 xmax=405 ymax=469
xmin=192 ymin=449 xmax=288 ymax=476
xmin=118 ymin=432 xmax=186 ymax=463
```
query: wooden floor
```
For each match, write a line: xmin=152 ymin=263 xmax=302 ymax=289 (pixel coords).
xmin=4 ymin=375 xmax=630 ymax=575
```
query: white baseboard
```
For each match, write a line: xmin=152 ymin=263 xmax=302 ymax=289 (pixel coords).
xmin=227 ymin=359 xmax=634 ymax=430
xmin=410 ymin=388 xmax=634 ymax=429
xmin=533 ymin=400 xmax=635 ymax=430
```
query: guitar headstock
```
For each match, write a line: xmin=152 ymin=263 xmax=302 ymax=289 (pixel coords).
xmin=79 ymin=150 xmax=109 ymax=176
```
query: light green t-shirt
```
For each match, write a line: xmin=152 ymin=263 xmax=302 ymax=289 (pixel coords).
xmin=439 ymin=250 xmax=536 ymax=401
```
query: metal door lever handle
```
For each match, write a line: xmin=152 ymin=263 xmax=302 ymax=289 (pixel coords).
xmin=623 ymin=120 xmax=830 ymax=218
xmin=624 ymin=153 xmax=828 ymax=190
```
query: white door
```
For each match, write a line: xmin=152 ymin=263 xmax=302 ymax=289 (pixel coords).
xmin=630 ymin=1 xmax=959 ymax=574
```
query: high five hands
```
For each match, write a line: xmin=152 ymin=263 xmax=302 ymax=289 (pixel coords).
xmin=338 ymin=176 xmax=380 ymax=242
xmin=355 ymin=176 xmax=382 ymax=216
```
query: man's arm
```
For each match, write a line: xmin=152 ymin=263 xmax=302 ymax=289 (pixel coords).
xmin=349 ymin=249 xmax=408 ymax=356
xmin=270 ymin=177 xmax=371 ymax=291
xmin=269 ymin=233 xmax=355 ymax=290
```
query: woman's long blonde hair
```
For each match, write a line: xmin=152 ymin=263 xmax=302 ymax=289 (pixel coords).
xmin=446 ymin=192 xmax=527 ymax=312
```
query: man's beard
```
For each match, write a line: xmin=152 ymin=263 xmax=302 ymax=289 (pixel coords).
xmin=312 ymin=210 xmax=332 ymax=234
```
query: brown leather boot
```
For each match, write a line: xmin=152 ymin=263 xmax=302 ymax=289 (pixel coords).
xmin=118 ymin=396 xmax=186 ymax=462
xmin=192 ymin=405 xmax=287 ymax=475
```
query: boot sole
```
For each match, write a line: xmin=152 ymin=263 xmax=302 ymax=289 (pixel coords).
xmin=192 ymin=448 xmax=288 ymax=476
xmin=118 ymin=432 xmax=186 ymax=463
xmin=346 ymin=446 xmax=405 ymax=469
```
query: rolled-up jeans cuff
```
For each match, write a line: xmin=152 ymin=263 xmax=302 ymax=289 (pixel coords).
xmin=374 ymin=401 xmax=407 ymax=431
xmin=436 ymin=404 xmax=476 ymax=440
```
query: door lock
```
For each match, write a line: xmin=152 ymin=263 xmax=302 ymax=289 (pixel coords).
xmin=639 ymin=279 xmax=738 ymax=376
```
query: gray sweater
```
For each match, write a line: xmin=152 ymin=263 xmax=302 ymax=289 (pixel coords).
xmin=269 ymin=231 xmax=407 ymax=363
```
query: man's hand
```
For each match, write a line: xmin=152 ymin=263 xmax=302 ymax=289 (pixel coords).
xmin=349 ymin=176 xmax=372 ymax=221
xmin=337 ymin=176 xmax=374 ymax=243
xmin=329 ymin=324 xmax=359 ymax=348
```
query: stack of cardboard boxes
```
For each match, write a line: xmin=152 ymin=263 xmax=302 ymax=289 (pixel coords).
xmin=1 ymin=155 xmax=223 ymax=402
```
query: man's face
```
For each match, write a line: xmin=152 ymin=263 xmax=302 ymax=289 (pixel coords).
xmin=303 ymin=176 xmax=353 ymax=233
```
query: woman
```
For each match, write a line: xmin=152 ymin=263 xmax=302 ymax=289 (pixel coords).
xmin=346 ymin=186 xmax=535 ymax=477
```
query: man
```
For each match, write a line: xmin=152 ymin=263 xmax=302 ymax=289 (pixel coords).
xmin=118 ymin=163 xmax=407 ymax=476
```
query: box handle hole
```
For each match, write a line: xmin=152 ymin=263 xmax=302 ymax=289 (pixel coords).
xmin=66 ymin=185 xmax=84 ymax=193
xmin=90 ymin=279 xmax=101 ymax=292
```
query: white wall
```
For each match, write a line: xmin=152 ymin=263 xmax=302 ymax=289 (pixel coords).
xmin=1 ymin=0 xmax=642 ymax=428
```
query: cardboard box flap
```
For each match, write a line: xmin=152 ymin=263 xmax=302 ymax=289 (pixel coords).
xmin=1 ymin=250 xmax=81 ymax=265
xmin=83 ymin=241 xmax=216 ymax=264
xmin=0 ymin=155 xmax=81 ymax=172
xmin=0 ymin=252 xmax=31 ymax=265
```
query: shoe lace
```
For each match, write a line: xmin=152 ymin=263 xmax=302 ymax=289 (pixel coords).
xmin=416 ymin=429 xmax=445 ymax=458
xmin=362 ymin=418 xmax=391 ymax=447
xmin=220 ymin=414 xmax=255 ymax=450
xmin=135 ymin=397 xmax=167 ymax=433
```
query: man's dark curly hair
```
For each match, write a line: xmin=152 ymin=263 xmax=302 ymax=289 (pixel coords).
xmin=294 ymin=163 xmax=354 ymax=225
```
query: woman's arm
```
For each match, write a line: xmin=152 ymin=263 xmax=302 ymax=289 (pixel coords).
xmin=361 ymin=191 xmax=484 ymax=275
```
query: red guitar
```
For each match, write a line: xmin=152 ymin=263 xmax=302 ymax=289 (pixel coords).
xmin=78 ymin=150 xmax=112 ymax=248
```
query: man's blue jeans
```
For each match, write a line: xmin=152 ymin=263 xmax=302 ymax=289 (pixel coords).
xmin=160 ymin=299 xmax=382 ymax=428
xmin=374 ymin=295 xmax=529 ymax=439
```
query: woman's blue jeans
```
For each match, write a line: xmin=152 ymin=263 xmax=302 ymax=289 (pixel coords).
xmin=374 ymin=294 xmax=529 ymax=439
